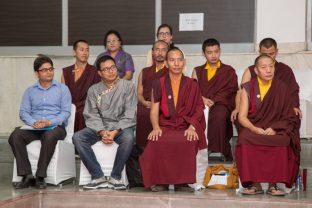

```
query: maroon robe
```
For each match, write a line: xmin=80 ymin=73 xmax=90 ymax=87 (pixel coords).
xmin=236 ymin=78 xmax=299 ymax=188
xmin=63 ymin=64 xmax=101 ymax=132
xmin=136 ymin=65 xmax=168 ymax=148
xmin=249 ymin=61 xmax=301 ymax=155
xmin=195 ymin=63 xmax=238 ymax=159
xmin=248 ymin=61 xmax=300 ymax=108
xmin=139 ymin=74 xmax=207 ymax=188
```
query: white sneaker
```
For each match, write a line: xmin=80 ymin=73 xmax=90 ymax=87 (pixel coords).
xmin=107 ymin=177 xmax=126 ymax=190
xmin=83 ymin=176 xmax=107 ymax=189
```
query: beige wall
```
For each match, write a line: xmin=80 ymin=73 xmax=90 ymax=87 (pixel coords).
xmin=1 ymin=52 xmax=312 ymax=135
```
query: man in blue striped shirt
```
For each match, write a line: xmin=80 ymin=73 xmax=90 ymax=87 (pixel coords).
xmin=9 ymin=55 xmax=72 ymax=189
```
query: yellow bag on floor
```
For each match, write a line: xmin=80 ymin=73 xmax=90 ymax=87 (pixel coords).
xmin=203 ymin=163 xmax=238 ymax=189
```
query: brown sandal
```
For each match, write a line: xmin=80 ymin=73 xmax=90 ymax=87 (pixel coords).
xmin=267 ymin=184 xmax=285 ymax=196
xmin=242 ymin=185 xmax=264 ymax=195
xmin=151 ymin=185 xmax=169 ymax=192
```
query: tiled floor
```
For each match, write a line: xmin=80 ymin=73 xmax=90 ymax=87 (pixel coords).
xmin=1 ymin=179 xmax=312 ymax=208
xmin=2 ymin=137 xmax=312 ymax=207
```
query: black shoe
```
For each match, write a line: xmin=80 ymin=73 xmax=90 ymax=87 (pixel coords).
xmin=15 ymin=175 xmax=35 ymax=189
xmin=35 ymin=177 xmax=47 ymax=189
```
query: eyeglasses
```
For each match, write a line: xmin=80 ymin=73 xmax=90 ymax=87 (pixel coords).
xmin=38 ymin=67 xmax=54 ymax=73
xmin=107 ymin=39 xmax=120 ymax=45
xmin=99 ymin=65 xmax=117 ymax=72
xmin=158 ymin=32 xmax=171 ymax=37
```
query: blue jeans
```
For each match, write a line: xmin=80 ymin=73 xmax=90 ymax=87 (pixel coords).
xmin=73 ymin=127 xmax=135 ymax=180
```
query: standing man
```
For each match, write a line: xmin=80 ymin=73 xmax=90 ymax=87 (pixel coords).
xmin=9 ymin=55 xmax=71 ymax=189
xmin=73 ymin=55 xmax=136 ymax=190
xmin=62 ymin=39 xmax=101 ymax=132
xmin=136 ymin=40 xmax=169 ymax=148
xmin=192 ymin=38 xmax=238 ymax=161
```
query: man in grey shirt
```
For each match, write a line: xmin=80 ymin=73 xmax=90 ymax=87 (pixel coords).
xmin=73 ymin=55 xmax=136 ymax=190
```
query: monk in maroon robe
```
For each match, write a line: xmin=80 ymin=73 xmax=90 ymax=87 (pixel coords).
xmin=137 ymin=40 xmax=168 ymax=148
xmin=192 ymin=38 xmax=238 ymax=160
xmin=140 ymin=47 xmax=207 ymax=192
xmin=231 ymin=38 xmax=301 ymax=136
xmin=236 ymin=55 xmax=299 ymax=196
xmin=62 ymin=40 xmax=101 ymax=132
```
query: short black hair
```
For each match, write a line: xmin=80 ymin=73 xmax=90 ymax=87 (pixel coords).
xmin=202 ymin=38 xmax=220 ymax=52
xmin=254 ymin=54 xmax=274 ymax=67
xmin=95 ymin=55 xmax=116 ymax=71
xmin=259 ymin=38 xmax=277 ymax=49
xmin=73 ymin=39 xmax=88 ymax=50
xmin=33 ymin=55 xmax=53 ymax=72
xmin=166 ymin=46 xmax=184 ymax=60
xmin=157 ymin=23 xmax=173 ymax=36
xmin=103 ymin=30 xmax=123 ymax=48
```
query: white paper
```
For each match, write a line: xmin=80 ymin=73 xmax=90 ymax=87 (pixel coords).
xmin=20 ymin=125 xmax=56 ymax=131
xmin=20 ymin=125 xmax=35 ymax=130
xmin=207 ymin=175 xmax=228 ymax=186
xmin=179 ymin=13 xmax=204 ymax=31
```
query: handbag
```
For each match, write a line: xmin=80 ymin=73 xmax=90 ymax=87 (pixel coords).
xmin=203 ymin=163 xmax=239 ymax=189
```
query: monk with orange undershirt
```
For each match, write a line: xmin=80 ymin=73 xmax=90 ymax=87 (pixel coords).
xmin=140 ymin=47 xmax=207 ymax=192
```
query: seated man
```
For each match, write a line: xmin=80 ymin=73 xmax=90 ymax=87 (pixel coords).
xmin=73 ymin=55 xmax=136 ymax=190
xmin=9 ymin=55 xmax=72 ymax=189
xmin=231 ymin=38 xmax=301 ymax=130
xmin=140 ymin=47 xmax=207 ymax=192
xmin=192 ymin=38 xmax=238 ymax=160
xmin=137 ymin=40 xmax=169 ymax=148
xmin=236 ymin=55 xmax=299 ymax=196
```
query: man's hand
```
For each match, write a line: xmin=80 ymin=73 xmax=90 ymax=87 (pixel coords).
xmin=264 ymin=127 xmax=276 ymax=135
xmin=100 ymin=130 xmax=119 ymax=144
xmin=251 ymin=126 xmax=266 ymax=135
xmin=148 ymin=128 xmax=162 ymax=141
xmin=143 ymin=101 xmax=151 ymax=108
xmin=206 ymin=99 xmax=214 ymax=108
xmin=184 ymin=127 xmax=198 ymax=141
xmin=99 ymin=130 xmax=111 ymax=144
xmin=202 ymin=97 xmax=214 ymax=108
xmin=32 ymin=119 xmax=51 ymax=129
xmin=231 ymin=109 xmax=239 ymax=122
xmin=294 ymin=108 xmax=302 ymax=119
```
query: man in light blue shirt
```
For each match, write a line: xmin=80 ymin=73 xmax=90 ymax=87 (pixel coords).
xmin=9 ymin=55 xmax=71 ymax=189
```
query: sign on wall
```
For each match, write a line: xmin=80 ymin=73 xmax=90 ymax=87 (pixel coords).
xmin=179 ymin=13 xmax=204 ymax=31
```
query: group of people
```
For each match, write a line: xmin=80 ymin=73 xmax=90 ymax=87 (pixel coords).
xmin=9 ymin=23 xmax=301 ymax=196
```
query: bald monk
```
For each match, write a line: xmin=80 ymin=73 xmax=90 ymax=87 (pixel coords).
xmin=136 ymin=40 xmax=169 ymax=148
xmin=192 ymin=38 xmax=238 ymax=160
xmin=140 ymin=47 xmax=207 ymax=192
xmin=231 ymin=37 xmax=301 ymax=123
xmin=236 ymin=55 xmax=299 ymax=196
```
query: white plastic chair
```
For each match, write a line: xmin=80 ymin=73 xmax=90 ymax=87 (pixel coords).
xmin=78 ymin=141 xmax=128 ymax=186
xmin=299 ymin=99 xmax=312 ymax=138
xmin=12 ymin=104 xmax=76 ymax=185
